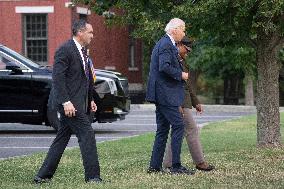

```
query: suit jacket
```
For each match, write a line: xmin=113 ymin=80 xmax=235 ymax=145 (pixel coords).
xmin=146 ymin=35 xmax=185 ymax=106
xmin=179 ymin=57 xmax=200 ymax=108
xmin=52 ymin=39 xmax=94 ymax=114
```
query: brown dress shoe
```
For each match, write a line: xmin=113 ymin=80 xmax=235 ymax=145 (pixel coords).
xmin=196 ymin=162 xmax=215 ymax=172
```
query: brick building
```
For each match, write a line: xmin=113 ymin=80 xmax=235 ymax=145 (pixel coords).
xmin=0 ymin=0 xmax=144 ymax=101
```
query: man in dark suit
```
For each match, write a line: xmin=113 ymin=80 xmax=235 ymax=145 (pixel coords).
xmin=34 ymin=20 xmax=102 ymax=184
xmin=146 ymin=18 xmax=194 ymax=175
xmin=163 ymin=36 xmax=215 ymax=172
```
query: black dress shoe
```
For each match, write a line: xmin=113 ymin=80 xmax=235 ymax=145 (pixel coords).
xmin=34 ymin=176 xmax=51 ymax=184
xmin=196 ymin=164 xmax=215 ymax=172
xmin=169 ymin=165 xmax=195 ymax=175
xmin=87 ymin=177 xmax=103 ymax=183
xmin=147 ymin=167 xmax=162 ymax=173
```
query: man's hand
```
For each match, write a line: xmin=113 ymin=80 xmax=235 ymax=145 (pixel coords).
xmin=195 ymin=104 xmax=204 ymax=115
xmin=63 ymin=102 xmax=76 ymax=117
xmin=90 ymin=101 xmax=97 ymax=112
xmin=182 ymin=72 xmax=189 ymax=80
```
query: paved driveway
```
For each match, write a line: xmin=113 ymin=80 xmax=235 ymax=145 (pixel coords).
xmin=0 ymin=105 xmax=261 ymax=160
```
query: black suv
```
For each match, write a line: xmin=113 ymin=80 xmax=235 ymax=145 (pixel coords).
xmin=0 ymin=44 xmax=130 ymax=128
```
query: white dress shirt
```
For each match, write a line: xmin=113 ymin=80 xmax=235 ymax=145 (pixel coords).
xmin=166 ymin=33 xmax=176 ymax=47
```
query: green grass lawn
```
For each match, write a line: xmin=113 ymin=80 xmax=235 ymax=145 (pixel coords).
xmin=1 ymin=113 xmax=284 ymax=189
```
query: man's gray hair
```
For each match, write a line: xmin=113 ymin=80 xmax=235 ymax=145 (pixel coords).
xmin=164 ymin=18 xmax=185 ymax=33
xmin=72 ymin=19 xmax=88 ymax=36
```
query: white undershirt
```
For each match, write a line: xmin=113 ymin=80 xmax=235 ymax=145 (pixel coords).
xmin=73 ymin=37 xmax=86 ymax=69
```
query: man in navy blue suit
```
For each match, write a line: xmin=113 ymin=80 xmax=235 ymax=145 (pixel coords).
xmin=146 ymin=18 xmax=195 ymax=175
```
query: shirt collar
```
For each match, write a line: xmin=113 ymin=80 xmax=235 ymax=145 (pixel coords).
xmin=73 ymin=37 xmax=87 ymax=66
xmin=166 ymin=33 xmax=176 ymax=46
xmin=73 ymin=37 xmax=83 ymax=52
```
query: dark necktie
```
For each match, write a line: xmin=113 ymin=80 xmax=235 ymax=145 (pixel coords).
xmin=81 ymin=47 xmax=90 ymax=81
xmin=81 ymin=47 xmax=90 ymax=112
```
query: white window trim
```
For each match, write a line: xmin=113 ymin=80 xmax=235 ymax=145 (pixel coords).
xmin=76 ymin=7 xmax=91 ymax=15
xmin=128 ymin=67 xmax=139 ymax=71
xmin=104 ymin=66 xmax=116 ymax=70
xmin=15 ymin=6 xmax=54 ymax=13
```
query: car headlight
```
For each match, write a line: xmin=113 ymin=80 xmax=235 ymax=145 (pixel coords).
xmin=94 ymin=76 xmax=117 ymax=97
xmin=108 ymin=79 xmax=118 ymax=95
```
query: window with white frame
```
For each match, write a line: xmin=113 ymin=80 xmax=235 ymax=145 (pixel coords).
xmin=23 ymin=14 xmax=48 ymax=65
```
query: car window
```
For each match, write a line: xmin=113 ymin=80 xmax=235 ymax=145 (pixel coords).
xmin=0 ymin=52 xmax=29 ymax=70
xmin=0 ymin=55 xmax=10 ymax=70
xmin=0 ymin=61 xmax=5 ymax=70
xmin=0 ymin=55 xmax=9 ymax=69
xmin=1 ymin=46 xmax=40 ymax=69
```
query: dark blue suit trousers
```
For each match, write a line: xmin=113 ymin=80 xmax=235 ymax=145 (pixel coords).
xmin=150 ymin=104 xmax=184 ymax=169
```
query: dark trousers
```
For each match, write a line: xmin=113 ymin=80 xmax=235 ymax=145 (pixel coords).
xmin=149 ymin=104 xmax=184 ymax=169
xmin=36 ymin=112 xmax=100 ymax=181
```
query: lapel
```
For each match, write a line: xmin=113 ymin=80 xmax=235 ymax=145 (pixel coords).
xmin=70 ymin=39 xmax=86 ymax=75
xmin=164 ymin=35 xmax=182 ymax=69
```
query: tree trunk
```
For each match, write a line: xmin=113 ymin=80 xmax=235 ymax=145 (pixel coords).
xmin=223 ymin=74 xmax=241 ymax=105
xmin=256 ymin=39 xmax=281 ymax=147
xmin=244 ymin=74 xmax=254 ymax=106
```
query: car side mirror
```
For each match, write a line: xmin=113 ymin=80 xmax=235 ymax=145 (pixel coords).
xmin=6 ymin=62 xmax=23 ymax=74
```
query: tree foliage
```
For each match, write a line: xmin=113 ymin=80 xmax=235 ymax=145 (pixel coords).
xmin=74 ymin=0 xmax=284 ymax=145
xmin=188 ymin=44 xmax=256 ymax=79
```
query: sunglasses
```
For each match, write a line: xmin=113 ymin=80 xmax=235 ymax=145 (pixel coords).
xmin=183 ymin=45 xmax=191 ymax=52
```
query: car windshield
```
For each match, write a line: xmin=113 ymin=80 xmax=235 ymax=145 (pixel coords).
xmin=1 ymin=45 xmax=41 ymax=69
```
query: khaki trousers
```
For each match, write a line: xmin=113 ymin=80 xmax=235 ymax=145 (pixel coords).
xmin=163 ymin=108 xmax=205 ymax=167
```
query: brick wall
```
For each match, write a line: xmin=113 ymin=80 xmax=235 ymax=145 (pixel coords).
xmin=0 ymin=0 xmax=143 ymax=85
